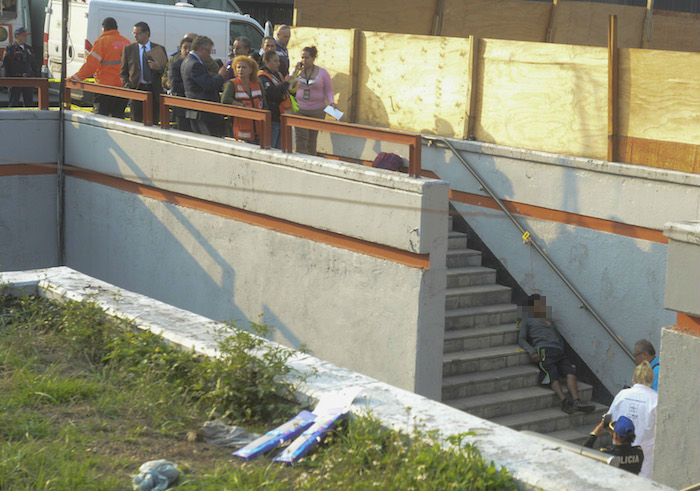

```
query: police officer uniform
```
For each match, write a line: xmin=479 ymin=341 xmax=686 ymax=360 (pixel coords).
xmin=2 ymin=27 xmax=37 ymax=107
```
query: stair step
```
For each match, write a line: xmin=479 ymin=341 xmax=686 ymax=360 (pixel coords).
xmin=442 ymin=345 xmax=529 ymax=377
xmin=446 ymin=266 xmax=496 ymax=288
xmin=443 ymin=324 xmax=519 ymax=353
xmin=445 ymin=384 xmax=593 ymax=419
xmin=445 ymin=284 xmax=511 ymax=310
xmin=441 ymin=364 xmax=539 ymax=400
xmin=492 ymin=403 xmax=608 ymax=434
xmin=446 ymin=248 xmax=482 ymax=268
xmin=445 ymin=303 xmax=519 ymax=330
xmin=448 ymin=231 xmax=468 ymax=250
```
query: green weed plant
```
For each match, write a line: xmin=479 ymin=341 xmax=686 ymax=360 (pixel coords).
xmin=0 ymin=294 xmax=516 ymax=490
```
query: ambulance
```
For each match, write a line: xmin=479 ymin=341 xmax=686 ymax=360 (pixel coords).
xmin=43 ymin=0 xmax=264 ymax=79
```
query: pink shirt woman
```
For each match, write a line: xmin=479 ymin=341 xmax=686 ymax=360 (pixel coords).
xmin=291 ymin=46 xmax=336 ymax=155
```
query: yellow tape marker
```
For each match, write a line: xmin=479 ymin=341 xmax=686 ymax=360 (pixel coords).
xmin=522 ymin=231 xmax=531 ymax=244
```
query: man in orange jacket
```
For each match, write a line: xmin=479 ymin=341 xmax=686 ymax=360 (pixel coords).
xmin=71 ymin=17 xmax=130 ymax=118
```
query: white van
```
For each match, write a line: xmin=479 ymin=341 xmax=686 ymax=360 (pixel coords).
xmin=43 ymin=0 xmax=264 ymax=80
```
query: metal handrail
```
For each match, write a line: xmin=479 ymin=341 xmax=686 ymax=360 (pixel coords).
xmin=437 ymin=136 xmax=635 ymax=361
xmin=64 ymin=80 xmax=153 ymax=126
xmin=160 ymin=94 xmax=272 ymax=149
xmin=280 ymin=113 xmax=423 ymax=177
xmin=0 ymin=77 xmax=50 ymax=109
xmin=520 ymin=431 xmax=620 ymax=467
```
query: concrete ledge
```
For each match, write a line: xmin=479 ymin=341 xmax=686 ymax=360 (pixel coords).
xmin=664 ymin=220 xmax=700 ymax=246
xmin=0 ymin=267 xmax=673 ymax=491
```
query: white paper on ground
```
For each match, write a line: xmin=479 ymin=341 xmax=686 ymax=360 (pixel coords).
xmin=312 ymin=386 xmax=362 ymax=416
xmin=324 ymin=105 xmax=344 ymax=121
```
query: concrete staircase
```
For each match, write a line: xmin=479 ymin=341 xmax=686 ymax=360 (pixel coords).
xmin=442 ymin=217 xmax=606 ymax=444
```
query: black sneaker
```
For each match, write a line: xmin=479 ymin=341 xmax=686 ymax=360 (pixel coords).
xmin=573 ymin=398 xmax=595 ymax=413
xmin=561 ymin=397 xmax=576 ymax=414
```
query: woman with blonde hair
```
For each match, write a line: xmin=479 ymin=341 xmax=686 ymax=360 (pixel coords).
xmin=222 ymin=55 xmax=265 ymax=142
xmin=606 ymin=361 xmax=658 ymax=478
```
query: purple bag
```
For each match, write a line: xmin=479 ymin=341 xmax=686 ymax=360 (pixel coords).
xmin=371 ymin=152 xmax=404 ymax=171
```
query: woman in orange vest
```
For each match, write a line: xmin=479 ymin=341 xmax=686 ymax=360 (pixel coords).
xmin=221 ymin=55 xmax=265 ymax=142
xmin=258 ymin=50 xmax=298 ymax=149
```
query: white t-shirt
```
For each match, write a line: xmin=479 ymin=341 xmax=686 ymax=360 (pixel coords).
xmin=608 ymin=384 xmax=658 ymax=478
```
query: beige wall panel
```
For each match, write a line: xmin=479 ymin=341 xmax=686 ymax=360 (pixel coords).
xmin=619 ymin=49 xmax=700 ymax=145
xmin=475 ymin=39 xmax=607 ymax=159
xmin=293 ymin=0 xmax=433 ymax=35
xmin=287 ymin=27 xmax=354 ymax=114
xmin=356 ymin=32 xmax=470 ymax=138
xmin=647 ymin=10 xmax=700 ymax=53
xmin=550 ymin=2 xmax=644 ymax=49
xmin=441 ymin=0 xmax=550 ymax=42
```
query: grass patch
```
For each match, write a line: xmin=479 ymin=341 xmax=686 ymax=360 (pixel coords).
xmin=0 ymin=293 xmax=516 ymax=490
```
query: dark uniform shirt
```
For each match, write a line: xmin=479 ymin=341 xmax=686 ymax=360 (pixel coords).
xmin=2 ymin=42 xmax=36 ymax=77
xmin=584 ymin=435 xmax=644 ymax=475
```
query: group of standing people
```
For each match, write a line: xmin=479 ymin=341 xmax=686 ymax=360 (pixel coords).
xmin=70 ymin=19 xmax=336 ymax=154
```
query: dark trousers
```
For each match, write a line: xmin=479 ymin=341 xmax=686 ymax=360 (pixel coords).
xmin=94 ymin=94 xmax=127 ymax=118
xmin=129 ymin=83 xmax=160 ymax=124
xmin=8 ymin=86 xmax=34 ymax=107
xmin=188 ymin=113 xmax=223 ymax=137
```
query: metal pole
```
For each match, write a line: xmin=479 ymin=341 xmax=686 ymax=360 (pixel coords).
xmin=438 ymin=137 xmax=635 ymax=361
xmin=57 ymin=0 xmax=68 ymax=265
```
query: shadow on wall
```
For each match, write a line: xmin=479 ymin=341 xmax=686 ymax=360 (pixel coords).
xmin=64 ymin=129 xmax=296 ymax=342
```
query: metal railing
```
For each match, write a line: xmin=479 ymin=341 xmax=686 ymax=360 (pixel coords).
xmin=64 ymin=80 xmax=153 ymax=126
xmin=280 ymin=113 xmax=423 ymax=177
xmin=160 ymin=94 xmax=272 ymax=149
xmin=520 ymin=431 xmax=620 ymax=467
xmin=0 ymin=77 xmax=50 ymax=109
xmin=436 ymin=136 xmax=635 ymax=361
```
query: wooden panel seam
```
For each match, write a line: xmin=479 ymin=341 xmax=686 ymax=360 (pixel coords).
xmin=64 ymin=166 xmax=431 ymax=270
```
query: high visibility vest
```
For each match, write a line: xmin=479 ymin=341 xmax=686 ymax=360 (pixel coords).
xmin=71 ymin=30 xmax=130 ymax=86
xmin=231 ymin=78 xmax=264 ymax=141
xmin=258 ymin=69 xmax=292 ymax=114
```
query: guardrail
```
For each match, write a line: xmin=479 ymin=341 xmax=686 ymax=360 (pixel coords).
xmin=159 ymin=94 xmax=271 ymax=149
xmin=64 ymin=80 xmax=153 ymax=126
xmin=0 ymin=77 xmax=50 ymax=109
xmin=280 ymin=114 xmax=423 ymax=177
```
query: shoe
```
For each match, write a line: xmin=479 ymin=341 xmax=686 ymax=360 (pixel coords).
xmin=561 ymin=397 xmax=576 ymax=414
xmin=573 ymin=398 xmax=595 ymax=413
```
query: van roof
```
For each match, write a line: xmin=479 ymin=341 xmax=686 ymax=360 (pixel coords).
xmin=85 ymin=0 xmax=262 ymax=30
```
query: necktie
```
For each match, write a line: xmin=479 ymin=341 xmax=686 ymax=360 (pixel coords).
xmin=141 ymin=46 xmax=152 ymax=83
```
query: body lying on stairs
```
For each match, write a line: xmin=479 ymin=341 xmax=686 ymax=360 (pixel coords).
xmin=518 ymin=294 xmax=595 ymax=414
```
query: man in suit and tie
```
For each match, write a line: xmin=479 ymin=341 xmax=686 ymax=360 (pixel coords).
xmin=181 ymin=35 xmax=232 ymax=136
xmin=120 ymin=21 xmax=167 ymax=124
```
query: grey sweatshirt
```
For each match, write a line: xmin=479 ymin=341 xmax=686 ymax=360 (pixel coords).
xmin=518 ymin=316 xmax=565 ymax=355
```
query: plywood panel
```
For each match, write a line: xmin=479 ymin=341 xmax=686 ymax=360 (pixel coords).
xmin=441 ymin=0 xmax=551 ymax=42
xmin=618 ymin=49 xmax=700 ymax=146
xmin=475 ymin=39 xmax=608 ymax=159
xmin=550 ymin=2 xmax=645 ymax=49
xmin=293 ymin=0 xmax=434 ymax=35
xmin=287 ymin=27 xmax=354 ymax=115
xmin=356 ymin=32 xmax=470 ymax=138
xmin=647 ymin=10 xmax=700 ymax=52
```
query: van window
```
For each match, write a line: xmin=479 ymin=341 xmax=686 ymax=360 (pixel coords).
xmin=0 ymin=0 xmax=18 ymax=19
xmin=229 ymin=21 xmax=262 ymax=51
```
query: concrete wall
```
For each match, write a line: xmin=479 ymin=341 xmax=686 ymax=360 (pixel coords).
xmin=0 ymin=112 xmax=59 ymax=271
xmin=654 ymin=221 xmax=700 ymax=488
xmin=316 ymin=133 xmax=700 ymax=393
xmin=60 ymin=112 xmax=449 ymax=399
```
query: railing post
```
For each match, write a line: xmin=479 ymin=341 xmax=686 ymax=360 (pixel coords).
xmin=38 ymin=79 xmax=49 ymax=110
xmin=64 ymin=86 xmax=71 ymax=109
xmin=280 ymin=114 xmax=292 ymax=153
xmin=142 ymin=93 xmax=153 ymax=126
xmin=261 ymin=111 xmax=271 ymax=149
xmin=160 ymin=98 xmax=170 ymax=129
xmin=409 ymin=135 xmax=422 ymax=177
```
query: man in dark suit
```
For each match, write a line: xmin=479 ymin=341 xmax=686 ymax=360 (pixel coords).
xmin=181 ymin=35 xmax=231 ymax=136
xmin=120 ymin=21 xmax=167 ymax=124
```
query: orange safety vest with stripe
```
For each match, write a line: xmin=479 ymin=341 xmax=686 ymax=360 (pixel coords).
xmin=257 ymin=69 xmax=292 ymax=114
xmin=232 ymin=78 xmax=264 ymax=141
xmin=71 ymin=29 xmax=130 ymax=86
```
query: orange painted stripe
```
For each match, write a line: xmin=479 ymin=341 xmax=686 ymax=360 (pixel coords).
xmin=675 ymin=313 xmax=700 ymax=337
xmin=448 ymin=189 xmax=668 ymax=244
xmin=64 ymin=166 xmax=430 ymax=270
xmin=0 ymin=163 xmax=58 ymax=176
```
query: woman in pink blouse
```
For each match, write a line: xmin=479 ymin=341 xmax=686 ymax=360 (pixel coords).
xmin=292 ymin=46 xmax=336 ymax=155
